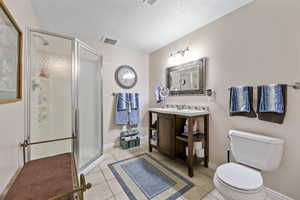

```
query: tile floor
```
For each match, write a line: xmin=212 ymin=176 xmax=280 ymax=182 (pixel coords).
xmin=85 ymin=144 xmax=223 ymax=200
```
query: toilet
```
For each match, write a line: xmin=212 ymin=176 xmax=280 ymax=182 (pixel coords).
xmin=214 ymin=130 xmax=284 ymax=200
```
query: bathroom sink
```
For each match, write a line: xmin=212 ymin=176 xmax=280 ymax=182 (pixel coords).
xmin=149 ymin=107 xmax=209 ymax=116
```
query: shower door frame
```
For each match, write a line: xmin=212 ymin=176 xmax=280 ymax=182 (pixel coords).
xmin=24 ymin=27 xmax=103 ymax=173
xmin=74 ymin=39 xmax=104 ymax=173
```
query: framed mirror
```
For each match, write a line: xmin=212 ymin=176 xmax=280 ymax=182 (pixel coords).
xmin=115 ymin=65 xmax=137 ymax=89
xmin=167 ymin=58 xmax=206 ymax=95
xmin=0 ymin=1 xmax=22 ymax=104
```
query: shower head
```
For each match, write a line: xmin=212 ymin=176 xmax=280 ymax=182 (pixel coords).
xmin=33 ymin=34 xmax=49 ymax=46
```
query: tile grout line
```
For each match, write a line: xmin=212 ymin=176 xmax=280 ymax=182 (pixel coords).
xmin=104 ymin=167 xmax=128 ymax=200
xmin=99 ymin=162 xmax=128 ymax=200
xmin=100 ymin=167 xmax=117 ymax=200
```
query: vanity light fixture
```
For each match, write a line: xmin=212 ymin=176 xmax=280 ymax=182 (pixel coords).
xmin=170 ymin=47 xmax=190 ymax=57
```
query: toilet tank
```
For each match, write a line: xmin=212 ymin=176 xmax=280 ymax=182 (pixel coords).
xmin=229 ymin=130 xmax=284 ymax=171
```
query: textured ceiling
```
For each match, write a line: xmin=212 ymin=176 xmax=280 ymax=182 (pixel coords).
xmin=31 ymin=0 xmax=253 ymax=53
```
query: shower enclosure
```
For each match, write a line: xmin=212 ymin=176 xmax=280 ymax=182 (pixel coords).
xmin=25 ymin=28 xmax=103 ymax=173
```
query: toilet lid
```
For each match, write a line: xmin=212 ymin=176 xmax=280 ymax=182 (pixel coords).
xmin=216 ymin=163 xmax=263 ymax=191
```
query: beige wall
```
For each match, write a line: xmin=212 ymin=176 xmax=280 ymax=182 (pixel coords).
xmin=149 ymin=0 xmax=300 ymax=198
xmin=87 ymin=42 xmax=149 ymax=148
xmin=0 ymin=0 xmax=40 ymax=195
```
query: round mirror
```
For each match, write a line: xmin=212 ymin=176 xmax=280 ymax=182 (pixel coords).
xmin=115 ymin=65 xmax=137 ymax=89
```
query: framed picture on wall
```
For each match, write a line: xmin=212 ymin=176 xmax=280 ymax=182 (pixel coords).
xmin=0 ymin=0 xmax=22 ymax=104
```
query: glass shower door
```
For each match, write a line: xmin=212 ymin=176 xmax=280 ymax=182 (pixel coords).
xmin=27 ymin=29 xmax=103 ymax=172
xmin=28 ymin=30 xmax=73 ymax=160
xmin=76 ymin=41 xmax=102 ymax=171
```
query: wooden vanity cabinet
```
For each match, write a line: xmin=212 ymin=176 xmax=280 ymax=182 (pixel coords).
xmin=149 ymin=110 xmax=210 ymax=177
xmin=157 ymin=114 xmax=176 ymax=158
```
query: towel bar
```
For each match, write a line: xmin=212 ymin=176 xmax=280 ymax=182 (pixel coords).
xmin=21 ymin=136 xmax=76 ymax=164
xmin=228 ymin=82 xmax=300 ymax=90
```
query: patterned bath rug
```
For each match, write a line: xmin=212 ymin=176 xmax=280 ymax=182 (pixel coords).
xmin=108 ymin=153 xmax=197 ymax=200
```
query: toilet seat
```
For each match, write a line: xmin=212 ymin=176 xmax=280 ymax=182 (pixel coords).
xmin=215 ymin=163 xmax=263 ymax=192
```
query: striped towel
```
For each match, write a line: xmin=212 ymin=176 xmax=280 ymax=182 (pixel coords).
xmin=259 ymin=84 xmax=284 ymax=113
xmin=129 ymin=93 xmax=139 ymax=110
xmin=230 ymin=86 xmax=250 ymax=113
xmin=115 ymin=93 xmax=129 ymax=125
xmin=117 ymin=93 xmax=129 ymax=111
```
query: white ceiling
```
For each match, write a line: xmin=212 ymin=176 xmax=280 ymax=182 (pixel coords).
xmin=31 ymin=0 xmax=253 ymax=53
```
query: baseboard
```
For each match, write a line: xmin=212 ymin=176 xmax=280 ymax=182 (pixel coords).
xmin=265 ymin=187 xmax=295 ymax=200
xmin=80 ymin=155 xmax=104 ymax=175
xmin=208 ymin=162 xmax=218 ymax=170
xmin=0 ymin=167 xmax=22 ymax=200
xmin=208 ymin=162 xmax=295 ymax=200
xmin=103 ymin=142 xmax=116 ymax=150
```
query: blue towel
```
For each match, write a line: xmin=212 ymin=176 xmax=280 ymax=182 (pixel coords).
xmin=155 ymin=87 xmax=162 ymax=103
xmin=129 ymin=93 xmax=139 ymax=110
xmin=129 ymin=93 xmax=140 ymax=125
xmin=117 ymin=93 xmax=129 ymax=111
xmin=115 ymin=93 xmax=140 ymax=125
xmin=259 ymin=84 xmax=284 ymax=113
xmin=230 ymin=86 xmax=250 ymax=113
xmin=116 ymin=93 xmax=129 ymax=125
